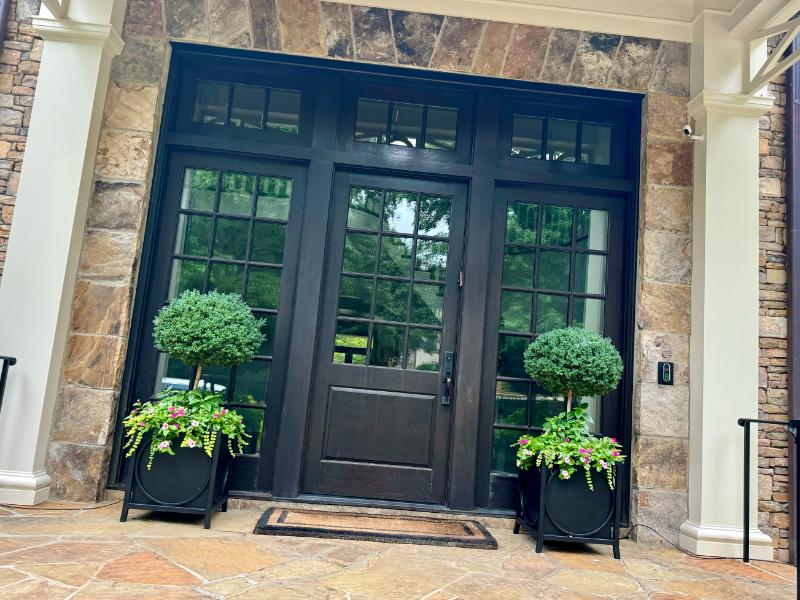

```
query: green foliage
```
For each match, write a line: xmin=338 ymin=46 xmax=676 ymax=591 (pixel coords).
xmin=524 ymin=327 xmax=623 ymax=400
xmin=514 ymin=406 xmax=625 ymax=491
xmin=122 ymin=388 xmax=251 ymax=469
xmin=153 ymin=290 xmax=265 ymax=369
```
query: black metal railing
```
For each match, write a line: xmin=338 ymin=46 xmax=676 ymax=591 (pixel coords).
xmin=737 ymin=417 xmax=799 ymax=575
xmin=0 ymin=355 xmax=16 ymax=416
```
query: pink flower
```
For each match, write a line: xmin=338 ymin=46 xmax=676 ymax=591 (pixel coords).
xmin=579 ymin=448 xmax=586 ymax=454
xmin=611 ymin=438 xmax=617 ymax=443
xmin=212 ymin=413 xmax=220 ymax=420
xmin=581 ymin=457 xmax=588 ymax=463
xmin=161 ymin=422 xmax=169 ymax=430
xmin=191 ymin=420 xmax=200 ymax=428
xmin=565 ymin=437 xmax=570 ymax=443
xmin=612 ymin=451 xmax=619 ymax=457
xmin=519 ymin=438 xmax=529 ymax=446
xmin=600 ymin=460 xmax=608 ymax=469
xmin=186 ymin=438 xmax=197 ymax=448
xmin=158 ymin=441 xmax=170 ymax=450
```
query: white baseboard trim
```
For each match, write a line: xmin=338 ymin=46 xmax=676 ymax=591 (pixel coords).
xmin=679 ymin=519 xmax=774 ymax=561
xmin=0 ymin=469 xmax=51 ymax=505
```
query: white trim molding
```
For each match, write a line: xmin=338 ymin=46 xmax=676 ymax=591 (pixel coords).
xmin=688 ymin=90 xmax=774 ymax=119
xmin=680 ymin=520 xmax=774 ymax=561
xmin=0 ymin=470 xmax=51 ymax=505
xmin=32 ymin=16 xmax=123 ymax=57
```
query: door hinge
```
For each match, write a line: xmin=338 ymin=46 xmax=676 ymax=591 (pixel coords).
xmin=458 ymin=270 xmax=464 ymax=288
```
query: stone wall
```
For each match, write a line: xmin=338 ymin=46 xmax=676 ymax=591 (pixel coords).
xmin=757 ymin=39 xmax=791 ymax=562
xmin=44 ymin=0 xmax=693 ymax=544
xmin=0 ymin=0 xmax=41 ymax=284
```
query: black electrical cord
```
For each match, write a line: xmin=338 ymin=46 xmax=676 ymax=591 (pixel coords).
xmin=624 ymin=524 xmax=739 ymax=561
xmin=0 ymin=499 xmax=121 ymax=511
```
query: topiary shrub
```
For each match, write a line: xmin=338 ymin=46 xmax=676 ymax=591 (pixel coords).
xmin=153 ymin=290 xmax=265 ymax=389
xmin=523 ymin=326 xmax=623 ymax=412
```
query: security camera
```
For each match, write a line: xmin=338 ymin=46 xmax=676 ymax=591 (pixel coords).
xmin=682 ymin=124 xmax=693 ymax=137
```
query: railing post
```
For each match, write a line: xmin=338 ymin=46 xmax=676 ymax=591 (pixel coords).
xmin=789 ymin=420 xmax=799 ymax=592
xmin=0 ymin=356 xmax=17 ymax=417
xmin=741 ymin=418 xmax=751 ymax=562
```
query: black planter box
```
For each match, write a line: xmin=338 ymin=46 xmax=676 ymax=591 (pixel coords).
xmin=513 ymin=463 xmax=622 ymax=558
xmin=120 ymin=433 xmax=231 ymax=529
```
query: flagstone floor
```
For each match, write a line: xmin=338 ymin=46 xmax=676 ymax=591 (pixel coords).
xmin=0 ymin=500 xmax=793 ymax=599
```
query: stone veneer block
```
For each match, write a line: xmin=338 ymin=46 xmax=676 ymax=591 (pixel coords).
xmin=646 ymin=141 xmax=692 ymax=187
xmin=570 ymin=32 xmax=621 ymax=87
xmin=540 ymin=28 xmax=579 ymax=83
xmin=88 ymin=181 xmax=144 ymax=230
xmin=62 ymin=334 xmax=125 ymax=389
xmin=320 ymin=2 xmax=353 ymax=58
xmin=638 ymin=281 xmax=691 ymax=334
xmin=47 ymin=443 xmax=111 ymax=502
xmin=95 ymin=129 xmax=152 ymax=180
xmin=642 ymin=230 xmax=692 ymax=284
xmin=249 ymin=0 xmax=281 ymax=50
xmin=430 ymin=17 xmax=483 ymax=72
xmin=165 ymin=0 xmax=209 ymax=41
xmin=391 ymin=11 xmax=443 ymax=67
xmin=609 ymin=36 xmax=660 ymax=91
xmin=104 ymin=82 xmax=159 ymax=132
xmin=633 ymin=437 xmax=688 ymax=491
xmin=70 ymin=280 xmax=131 ymax=337
xmin=473 ymin=21 xmax=514 ymax=76
xmin=634 ymin=490 xmax=688 ymax=544
xmin=123 ymin=0 xmax=164 ymax=36
xmin=111 ymin=36 xmax=166 ymax=85
xmin=643 ymin=185 xmax=692 ymax=234
xmin=639 ymin=330 xmax=690 ymax=385
xmin=351 ymin=6 xmax=395 ymax=63
xmin=209 ymin=0 xmax=253 ymax=47
xmin=646 ymin=94 xmax=689 ymax=141
xmin=636 ymin=383 xmax=690 ymax=437
xmin=277 ymin=0 xmax=324 ymax=55
xmin=502 ymin=25 xmax=551 ymax=81
xmin=51 ymin=386 xmax=117 ymax=446
xmin=650 ymin=41 xmax=690 ymax=97
xmin=78 ymin=230 xmax=138 ymax=280
xmin=760 ymin=315 xmax=788 ymax=338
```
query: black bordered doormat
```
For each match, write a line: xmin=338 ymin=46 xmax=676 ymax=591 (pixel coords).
xmin=254 ymin=507 xmax=498 ymax=549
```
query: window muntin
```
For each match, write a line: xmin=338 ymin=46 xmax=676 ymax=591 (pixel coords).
xmin=511 ymin=116 xmax=612 ymax=166
xmin=354 ymin=98 xmax=458 ymax=151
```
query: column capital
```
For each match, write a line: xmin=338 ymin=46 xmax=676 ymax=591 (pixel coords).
xmin=32 ymin=16 xmax=123 ymax=58
xmin=688 ymin=90 xmax=774 ymax=119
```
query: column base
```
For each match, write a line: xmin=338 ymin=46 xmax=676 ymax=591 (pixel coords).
xmin=0 ymin=470 xmax=51 ymax=505
xmin=679 ymin=520 xmax=773 ymax=561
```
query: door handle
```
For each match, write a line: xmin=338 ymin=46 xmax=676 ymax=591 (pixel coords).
xmin=441 ymin=351 xmax=455 ymax=406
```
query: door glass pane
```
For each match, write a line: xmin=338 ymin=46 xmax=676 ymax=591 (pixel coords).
xmin=256 ymin=176 xmax=293 ymax=220
xmin=169 ymin=259 xmax=206 ymax=298
xmin=266 ymin=89 xmax=301 ymax=133
xmin=536 ymin=294 xmax=568 ymax=333
xmin=258 ymin=313 xmax=276 ymax=356
xmin=574 ymin=254 xmax=607 ymax=295
xmin=175 ymin=214 xmax=212 ymax=256
xmin=246 ymin=266 xmax=281 ymax=309
xmin=233 ymin=360 xmax=270 ymax=404
xmin=390 ymin=103 xmax=423 ymax=147
xmin=410 ymin=283 xmax=444 ymax=325
xmin=343 ymin=233 xmax=378 ymax=274
xmin=418 ymin=195 xmax=451 ymax=237
xmin=370 ymin=324 xmax=405 ymax=368
xmin=500 ymin=291 xmax=532 ymax=332
xmin=532 ymin=387 xmax=564 ymax=427
xmin=425 ymin=107 xmax=457 ymax=150
xmin=378 ymin=236 xmax=413 ymax=277
xmin=407 ymin=328 xmax=440 ymax=371
xmin=374 ymin=279 xmax=409 ymax=322
xmin=338 ymin=275 xmax=373 ymax=318
xmin=201 ymin=364 xmax=231 ymax=394
xmin=497 ymin=334 xmax=528 ymax=378
xmin=581 ymin=123 xmax=612 ymax=166
xmin=230 ymin=85 xmax=265 ymax=129
xmin=251 ymin=222 xmax=286 ymax=264
xmin=219 ymin=172 xmax=254 ymax=215
xmin=236 ymin=407 xmax=264 ymax=454
xmin=193 ymin=81 xmax=228 ymax=125
xmin=576 ymin=209 xmax=608 ymax=251
xmin=212 ymin=218 xmax=249 ymax=260
xmin=180 ymin=168 xmax=217 ymax=212
xmin=208 ymin=262 xmax=244 ymax=294
xmin=573 ymin=298 xmax=605 ymax=334
xmin=495 ymin=380 xmax=528 ymax=425
xmin=506 ymin=203 xmax=538 ymax=244
xmin=541 ymin=205 xmax=573 ymax=247
xmin=492 ymin=427 xmax=521 ymax=472
xmin=155 ymin=354 xmax=192 ymax=393
xmin=415 ymin=240 xmax=448 ymax=281
xmin=503 ymin=246 xmax=535 ymax=288
xmin=347 ymin=187 xmax=382 ymax=230
xmin=538 ymin=250 xmax=571 ymax=291
xmin=383 ymin=191 xmax=416 ymax=234
xmin=334 ymin=320 xmax=369 ymax=365
xmin=355 ymin=99 xmax=389 ymax=143
xmin=547 ymin=119 xmax=578 ymax=162
xmin=512 ymin=116 xmax=543 ymax=160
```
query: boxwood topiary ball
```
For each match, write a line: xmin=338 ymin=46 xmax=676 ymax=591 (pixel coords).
xmin=153 ymin=290 xmax=265 ymax=368
xmin=523 ymin=327 xmax=623 ymax=399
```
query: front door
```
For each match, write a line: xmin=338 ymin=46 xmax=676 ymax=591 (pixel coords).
xmin=302 ymin=172 xmax=467 ymax=504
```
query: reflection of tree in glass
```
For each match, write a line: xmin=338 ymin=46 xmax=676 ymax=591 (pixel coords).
xmin=505 ymin=203 xmax=537 ymax=243
xmin=536 ymin=295 xmax=568 ymax=334
xmin=185 ymin=169 xmax=217 ymax=211
xmin=418 ymin=195 xmax=450 ymax=236
xmin=500 ymin=291 xmax=531 ymax=332
xmin=541 ymin=205 xmax=573 ymax=246
xmin=348 ymin=187 xmax=382 ymax=230
xmin=383 ymin=191 xmax=416 ymax=233
xmin=415 ymin=240 xmax=448 ymax=280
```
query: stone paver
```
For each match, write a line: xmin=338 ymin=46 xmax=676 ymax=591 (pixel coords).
xmin=0 ymin=501 xmax=792 ymax=599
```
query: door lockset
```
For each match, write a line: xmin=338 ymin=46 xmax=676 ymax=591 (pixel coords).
xmin=441 ymin=351 xmax=455 ymax=406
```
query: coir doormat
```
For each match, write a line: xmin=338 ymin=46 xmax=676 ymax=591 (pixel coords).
xmin=254 ymin=507 xmax=498 ymax=549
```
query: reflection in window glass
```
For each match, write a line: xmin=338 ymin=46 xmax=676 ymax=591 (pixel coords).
xmin=193 ymin=81 xmax=229 ymax=125
xmin=407 ymin=328 xmax=440 ymax=371
xmin=175 ymin=214 xmax=212 ymax=257
xmin=371 ymin=324 xmax=405 ymax=368
xmin=219 ymin=172 xmax=254 ymax=215
xmin=573 ymin=297 xmax=605 ymax=334
xmin=495 ymin=380 xmax=528 ymax=426
xmin=546 ymin=119 xmax=578 ymax=162
xmin=418 ymin=195 xmax=450 ymax=237
xmin=536 ymin=294 xmax=568 ymax=333
xmin=180 ymin=168 xmax=217 ymax=212
xmin=251 ymin=222 xmax=286 ymax=264
xmin=538 ymin=250 xmax=571 ymax=291
xmin=237 ymin=407 xmax=264 ymax=454
xmin=233 ymin=360 xmax=270 ymax=404
xmin=374 ymin=279 xmax=409 ymax=322
xmin=581 ymin=123 xmax=612 ymax=165
xmin=497 ymin=334 xmax=528 ymax=378
xmin=492 ymin=427 xmax=521 ymax=473
xmin=541 ymin=205 xmax=573 ymax=247
xmin=506 ymin=203 xmax=538 ymax=244
xmin=343 ymin=233 xmax=379 ymax=274
xmin=425 ymin=107 xmax=457 ymax=150
xmin=500 ymin=290 xmax=532 ymax=332
xmin=246 ymin=266 xmax=281 ymax=309
xmin=338 ymin=275 xmax=373 ymax=318
xmin=415 ymin=240 xmax=448 ymax=281
xmin=347 ymin=187 xmax=382 ymax=230
xmin=378 ymin=236 xmax=413 ymax=277
xmin=266 ymin=89 xmax=301 ymax=133
xmin=576 ymin=209 xmax=608 ymax=251
xmin=154 ymin=354 xmax=192 ymax=394
xmin=574 ymin=254 xmax=607 ymax=295
xmin=334 ymin=321 xmax=368 ymax=364
xmin=390 ymin=103 xmax=424 ymax=147
xmin=168 ymin=259 xmax=205 ymax=298
xmin=410 ymin=283 xmax=444 ymax=326
xmin=256 ymin=176 xmax=293 ymax=220
xmin=512 ymin=116 xmax=543 ymax=159
xmin=209 ymin=262 xmax=244 ymax=295
xmin=230 ymin=85 xmax=265 ymax=129
xmin=212 ymin=218 xmax=249 ymax=260
xmin=355 ymin=99 xmax=389 ymax=143
xmin=503 ymin=247 xmax=535 ymax=288
xmin=383 ymin=191 xmax=416 ymax=234
xmin=532 ymin=387 xmax=566 ymax=428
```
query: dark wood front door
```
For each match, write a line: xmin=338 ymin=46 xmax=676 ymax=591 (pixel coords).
xmin=302 ymin=172 xmax=467 ymax=504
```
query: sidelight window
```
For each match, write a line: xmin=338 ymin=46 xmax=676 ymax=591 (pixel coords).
xmin=193 ymin=80 xmax=301 ymax=134
xmin=512 ymin=115 xmax=612 ymax=166
xmin=354 ymin=98 xmax=458 ymax=150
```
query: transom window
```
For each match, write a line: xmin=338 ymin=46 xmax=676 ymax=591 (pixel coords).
xmin=193 ymin=80 xmax=302 ymax=133
xmin=491 ymin=200 xmax=610 ymax=473
xmin=155 ymin=167 xmax=295 ymax=455
xmin=511 ymin=115 xmax=612 ymax=165
xmin=333 ymin=185 xmax=452 ymax=370
xmin=354 ymin=98 xmax=458 ymax=150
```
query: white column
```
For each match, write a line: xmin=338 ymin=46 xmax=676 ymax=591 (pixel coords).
xmin=0 ymin=6 xmax=123 ymax=504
